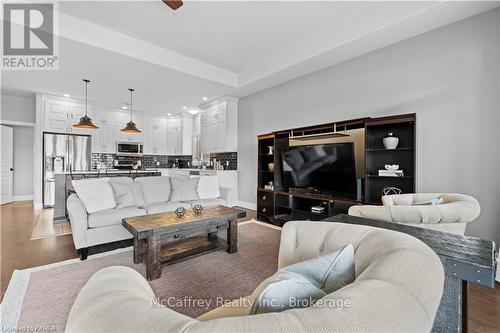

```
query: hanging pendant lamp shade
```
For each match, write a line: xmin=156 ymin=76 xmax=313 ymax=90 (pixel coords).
xmin=121 ymin=88 xmax=142 ymax=133
xmin=73 ymin=79 xmax=98 ymax=129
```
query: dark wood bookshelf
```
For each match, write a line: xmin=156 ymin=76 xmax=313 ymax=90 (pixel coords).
xmin=256 ymin=113 xmax=416 ymax=226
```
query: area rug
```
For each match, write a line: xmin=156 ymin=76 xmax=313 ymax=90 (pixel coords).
xmin=2 ymin=220 xmax=281 ymax=332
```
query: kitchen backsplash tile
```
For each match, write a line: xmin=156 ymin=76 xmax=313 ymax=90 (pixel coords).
xmin=91 ymin=153 xmax=115 ymax=169
xmin=209 ymin=152 xmax=237 ymax=170
xmin=143 ymin=155 xmax=169 ymax=168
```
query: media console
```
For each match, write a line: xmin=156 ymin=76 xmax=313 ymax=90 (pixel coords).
xmin=257 ymin=113 xmax=416 ymax=226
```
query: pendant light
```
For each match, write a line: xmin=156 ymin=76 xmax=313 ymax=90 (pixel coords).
xmin=73 ymin=79 xmax=98 ymax=129
xmin=121 ymin=88 xmax=142 ymax=133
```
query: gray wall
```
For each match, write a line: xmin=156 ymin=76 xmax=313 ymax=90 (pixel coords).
xmin=238 ymin=8 xmax=500 ymax=244
xmin=1 ymin=93 xmax=36 ymax=123
xmin=1 ymin=93 xmax=36 ymax=199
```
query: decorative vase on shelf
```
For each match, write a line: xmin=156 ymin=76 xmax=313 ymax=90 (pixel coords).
xmin=268 ymin=146 xmax=274 ymax=155
xmin=383 ymin=132 xmax=399 ymax=149
xmin=268 ymin=163 xmax=275 ymax=172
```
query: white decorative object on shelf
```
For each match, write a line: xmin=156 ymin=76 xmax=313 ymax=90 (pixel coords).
xmin=383 ymin=132 xmax=399 ymax=149
xmin=378 ymin=170 xmax=404 ymax=177
xmin=384 ymin=164 xmax=399 ymax=171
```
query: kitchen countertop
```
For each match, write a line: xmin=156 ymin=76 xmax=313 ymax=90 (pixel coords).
xmin=147 ymin=168 xmax=237 ymax=172
xmin=54 ymin=169 xmax=159 ymax=175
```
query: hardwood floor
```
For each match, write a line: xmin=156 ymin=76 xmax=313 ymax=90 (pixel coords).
xmin=1 ymin=200 xmax=498 ymax=332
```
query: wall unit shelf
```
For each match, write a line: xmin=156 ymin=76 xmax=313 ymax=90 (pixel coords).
xmin=256 ymin=113 xmax=416 ymax=226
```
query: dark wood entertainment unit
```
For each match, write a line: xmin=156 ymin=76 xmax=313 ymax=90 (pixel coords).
xmin=257 ymin=113 xmax=416 ymax=225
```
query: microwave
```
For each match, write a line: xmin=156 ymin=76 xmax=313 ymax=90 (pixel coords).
xmin=116 ymin=142 xmax=144 ymax=156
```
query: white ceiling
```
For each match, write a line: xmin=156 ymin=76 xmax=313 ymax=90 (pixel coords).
xmin=59 ymin=1 xmax=415 ymax=74
xmin=2 ymin=1 xmax=499 ymax=115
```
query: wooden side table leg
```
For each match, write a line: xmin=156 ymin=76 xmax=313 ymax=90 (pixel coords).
xmin=133 ymin=238 xmax=146 ymax=264
xmin=462 ymin=280 xmax=469 ymax=333
xmin=227 ymin=219 xmax=238 ymax=254
xmin=146 ymin=235 xmax=161 ymax=280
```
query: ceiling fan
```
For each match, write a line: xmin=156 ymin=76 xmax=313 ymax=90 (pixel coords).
xmin=162 ymin=0 xmax=183 ymax=10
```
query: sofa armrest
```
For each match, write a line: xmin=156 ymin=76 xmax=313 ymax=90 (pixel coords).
xmin=67 ymin=194 xmax=89 ymax=250
xmin=66 ymin=266 xmax=195 ymax=333
xmin=348 ymin=205 xmax=394 ymax=222
xmin=219 ymin=186 xmax=233 ymax=206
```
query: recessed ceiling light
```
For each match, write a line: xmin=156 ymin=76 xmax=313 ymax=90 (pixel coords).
xmin=167 ymin=113 xmax=172 ymax=116
xmin=202 ymin=97 xmax=208 ymax=101
xmin=122 ymin=106 xmax=127 ymax=109
xmin=182 ymin=106 xmax=187 ymax=110
xmin=63 ymin=94 xmax=70 ymax=98
xmin=188 ymin=110 xmax=199 ymax=115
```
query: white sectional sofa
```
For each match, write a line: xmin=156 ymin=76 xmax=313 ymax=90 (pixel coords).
xmin=67 ymin=175 xmax=232 ymax=259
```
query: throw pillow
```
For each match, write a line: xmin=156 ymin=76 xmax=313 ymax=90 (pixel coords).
xmin=196 ymin=175 xmax=220 ymax=199
xmin=134 ymin=176 xmax=171 ymax=205
xmin=72 ymin=178 xmax=116 ymax=213
xmin=108 ymin=177 xmax=136 ymax=208
xmin=249 ymin=244 xmax=355 ymax=314
xmin=170 ymin=177 xmax=200 ymax=201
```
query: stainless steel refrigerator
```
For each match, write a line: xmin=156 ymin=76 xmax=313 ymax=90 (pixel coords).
xmin=43 ymin=133 xmax=91 ymax=207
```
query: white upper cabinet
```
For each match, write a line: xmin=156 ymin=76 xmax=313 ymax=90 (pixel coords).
xmin=41 ymin=94 xmax=194 ymax=156
xmin=166 ymin=115 xmax=183 ymax=155
xmin=199 ymin=97 xmax=238 ymax=154
xmin=143 ymin=116 xmax=168 ymax=155
xmin=92 ymin=108 xmax=115 ymax=153
xmin=43 ymin=99 xmax=71 ymax=133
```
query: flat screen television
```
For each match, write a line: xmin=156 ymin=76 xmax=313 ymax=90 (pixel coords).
xmin=281 ymin=143 xmax=356 ymax=196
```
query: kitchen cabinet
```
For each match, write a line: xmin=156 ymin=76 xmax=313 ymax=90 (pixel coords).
xmin=199 ymin=97 xmax=237 ymax=154
xmin=41 ymin=95 xmax=194 ymax=157
xmin=167 ymin=116 xmax=183 ymax=155
xmin=144 ymin=117 xmax=168 ymax=155
xmin=87 ymin=108 xmax=115 ymax=153
xmin=44 ymin=99 xmax=71 ymax=133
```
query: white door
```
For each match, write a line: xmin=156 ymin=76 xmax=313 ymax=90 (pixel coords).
xmin=1 ymin=125 xmax=14 ymax=204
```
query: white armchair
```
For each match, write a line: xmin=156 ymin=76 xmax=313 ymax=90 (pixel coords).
xmin=349 ymin=193 xmax=480 ymax=235
xmin=66 ymin=221 xmax=444 ymax=333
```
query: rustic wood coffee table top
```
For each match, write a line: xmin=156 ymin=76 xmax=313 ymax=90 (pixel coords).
xmin=123 ymin=205 xmax=242 ymax=239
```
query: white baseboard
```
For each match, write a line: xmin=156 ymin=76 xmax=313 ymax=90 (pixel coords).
xmin=238 ymin=201 xmax=257 ymax=211
xmin=13 ymin=195 xmax=33 ymax=201
xmin=34 ymin=202 xmax=43 ymax=209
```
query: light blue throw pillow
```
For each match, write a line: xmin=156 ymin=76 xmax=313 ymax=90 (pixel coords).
xmin=250 ymin=244 xmax=355 ymax=314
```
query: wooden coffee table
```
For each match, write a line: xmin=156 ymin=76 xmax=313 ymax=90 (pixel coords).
xmin=122 ymin=205 xmax=244 ymax=280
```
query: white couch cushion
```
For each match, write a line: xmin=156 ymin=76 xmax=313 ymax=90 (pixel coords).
xmin=143 ymin=201 xmax=191 ymax=215
xmin=170 ymin=177 xmax=200 ymax=201
xmin=183 ymin=198 xmax=226 ymax=207
xmin=72 ymin=178 xmax=116 ymax=213
xmin=108 ymin=177 xmax=136 ymax=208
xmin=88 ymin=207 xmax=147 ymax=228
xmin=135 ymin=176 xmax=171 ymax=205
xmin=108 ymin=177 xmax=146 ymax=207
xmin=249 ymin=244 xmax=355 ymax=314
xmin=196 ymin=175 xmax=220 ymax=199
